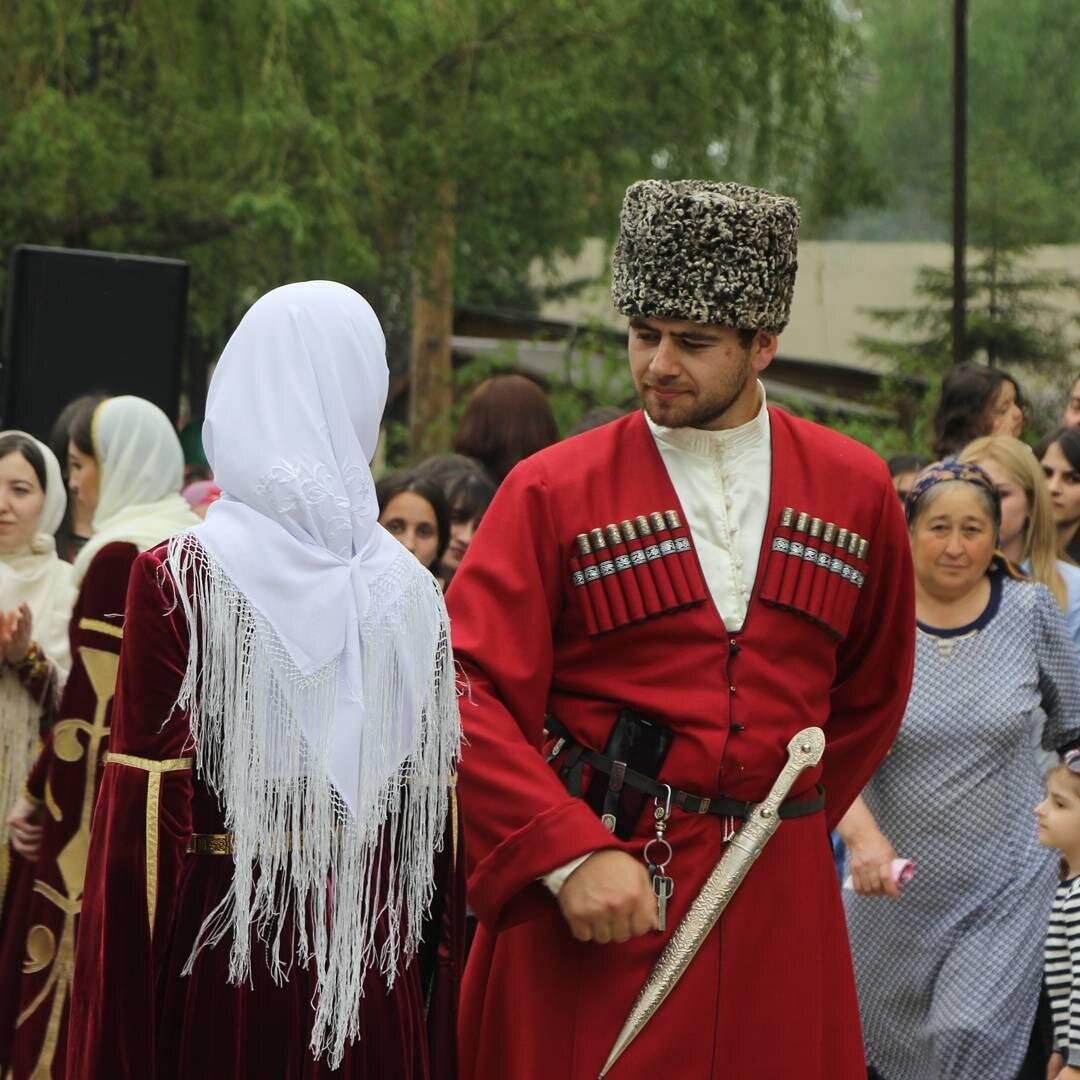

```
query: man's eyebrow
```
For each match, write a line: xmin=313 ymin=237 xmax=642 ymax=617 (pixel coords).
xmin=628 ymin=317 xmax=722 ymax=342
xmin=674 ymin=329 xmax=722 ymax=342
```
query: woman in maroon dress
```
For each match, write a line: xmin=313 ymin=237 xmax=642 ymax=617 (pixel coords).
xmin=0 ymin=398 xmax=197 ymax=1079
xmin=69 ymin=282 xmax=462 ymax=1078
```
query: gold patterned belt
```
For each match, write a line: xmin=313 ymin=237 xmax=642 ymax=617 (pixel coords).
xmin=186 ymin=832 xmax=234 ymax=856
xmin=185 ymin=832 xmax=305 ymax=856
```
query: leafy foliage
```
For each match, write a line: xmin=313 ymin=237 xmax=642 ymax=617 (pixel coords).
xmin=0 ymin=0 xmax=873 ymax=413
xmin=849 ymin=0 xmax=1080 ymax=242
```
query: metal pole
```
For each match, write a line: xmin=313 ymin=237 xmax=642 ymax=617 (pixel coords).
xmin=952 ymin=0 xmax=967 ymax=365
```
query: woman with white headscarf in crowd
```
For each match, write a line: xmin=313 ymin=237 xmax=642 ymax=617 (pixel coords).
xmin=0 ymin=433 xmax=76 ymax=902
xmin=0 ymin=397 xmax=197 ymax=1079
xmin=68 ymin=282 xmax=461 ymax=1079
xmin=0 ymin=433 xmax=75 ymax=796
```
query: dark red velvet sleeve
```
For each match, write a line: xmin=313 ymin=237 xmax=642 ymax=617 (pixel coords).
xmin=446 ymin=463 xmax=621 ymax=931
xmin=67 ymin=549 xmax=193 ymax=1080
xmin=822 ymin=475 xmax=916 ymax=828
xmin=23 ymin=544 xmax=137 ymax=800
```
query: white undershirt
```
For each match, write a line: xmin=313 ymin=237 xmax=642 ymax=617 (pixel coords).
xmin=644 ymin=382 xmax=772 ymax=633
xmin=543 ymin=384 xmax=772 ymax=895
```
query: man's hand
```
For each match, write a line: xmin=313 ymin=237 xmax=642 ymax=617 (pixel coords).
xmin=1053 ymin=1060 xmax=1080 ymax=1080
xmin=557 ymin=850 xmax=658 ymax=944
xmin=7 ymin=794 xmax=43 ymax=859
xmin=847 ymin=827 xmax=900 ymax=898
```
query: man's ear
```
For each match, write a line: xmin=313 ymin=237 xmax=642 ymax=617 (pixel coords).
xmin=750 ymin=331 xmax=779 ymax=374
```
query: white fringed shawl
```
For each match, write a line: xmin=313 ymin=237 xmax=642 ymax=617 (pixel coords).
xmin=165 ymin=535 xmax=458 ymax=1065
xmin=165 ymin=281 xmax=461 ymax=1066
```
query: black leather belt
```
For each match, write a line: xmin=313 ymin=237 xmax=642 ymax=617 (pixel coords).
xmin=545 ymin=714 xmax=824 ymax=821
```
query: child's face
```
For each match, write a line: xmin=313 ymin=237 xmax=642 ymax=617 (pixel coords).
xmin=1035 ymin=769 xmax=1080 ymax=853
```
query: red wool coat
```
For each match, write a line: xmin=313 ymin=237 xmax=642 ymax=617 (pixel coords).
xmin=447 ymin=407 xmax=915 ymax=1080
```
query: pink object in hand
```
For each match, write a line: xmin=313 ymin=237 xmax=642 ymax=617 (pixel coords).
xmin=842 ymin=857 xmax=915 ymax=892
xmin=890 ymin=858 xmax=915 ymax=886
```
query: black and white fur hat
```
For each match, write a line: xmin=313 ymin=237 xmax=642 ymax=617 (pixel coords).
xmin=612 ymin=179 xmax=800 ymax=334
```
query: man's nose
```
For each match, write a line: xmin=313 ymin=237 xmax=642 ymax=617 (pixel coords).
xmin=648 ymin=337 xmax=682 ymax=379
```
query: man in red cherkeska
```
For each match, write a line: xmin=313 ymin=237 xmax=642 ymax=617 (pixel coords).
xmin=447 ymin=179 xmax=915 ymax=1079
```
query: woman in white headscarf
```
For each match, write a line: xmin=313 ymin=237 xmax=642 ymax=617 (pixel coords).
xmin=0 ymin=433 xmax=76 ymax=900
xmin=0 ymin=397 xmax=197 ymax=1079
xmin=68 ymin=283 xmax=461 ymax=1079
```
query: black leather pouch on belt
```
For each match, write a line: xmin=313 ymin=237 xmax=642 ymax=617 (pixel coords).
xmin=582 ymin=708 xmax=674 ymax=841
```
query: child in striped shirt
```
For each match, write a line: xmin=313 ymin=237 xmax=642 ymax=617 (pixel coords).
xmin=1037 ymin=750 xmax=1080 ymax=1079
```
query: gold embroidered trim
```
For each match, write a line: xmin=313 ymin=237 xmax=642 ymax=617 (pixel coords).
xmin=103 ymin=752 xmax=193 ymax=773
xmin=101 ymin=755 xmax=193 ymax=938
xmin=145 ymin=772 xmax=161 ymax=939
xmin=78 ymin=617 xmax=124 ymax=640
xmin=21 ymin=786 xmax=44 ymax=807
xmin=450 ymin=785 xmax=459 ymax=869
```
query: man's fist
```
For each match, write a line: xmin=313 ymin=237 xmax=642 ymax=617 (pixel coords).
xmin=557 ymin=850 xmax=658 ymax=944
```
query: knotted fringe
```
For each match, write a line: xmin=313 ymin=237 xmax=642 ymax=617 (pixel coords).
xmin=0 ymin=679 xmax=42 ymax=833
xmin=164 ymin=534 xmax=460 ymax=1067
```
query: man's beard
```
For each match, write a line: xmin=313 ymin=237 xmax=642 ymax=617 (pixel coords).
xmin=641 ymin=355 xmax=752 ymax=429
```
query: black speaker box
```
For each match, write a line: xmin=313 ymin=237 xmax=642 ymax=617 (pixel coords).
xmin=1 ymin=245 xmax=189 ymax=441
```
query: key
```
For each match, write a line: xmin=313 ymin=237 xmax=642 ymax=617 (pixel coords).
xmin=652 ymin=873 xmax=674 ymax=931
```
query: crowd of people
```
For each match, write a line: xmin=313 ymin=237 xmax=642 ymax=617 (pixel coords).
xmin=0 ymin=179 xmax=1079 ymax=1080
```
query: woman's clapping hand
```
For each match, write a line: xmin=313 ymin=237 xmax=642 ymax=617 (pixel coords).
xmin=0 ymin=602 xmax=33 ymax=665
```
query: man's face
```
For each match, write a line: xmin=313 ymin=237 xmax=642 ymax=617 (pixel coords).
xmin=628 ymin=316 xmax=776 ymax=430
xmin=1064 ymin=377 xmax=1080 ymax=428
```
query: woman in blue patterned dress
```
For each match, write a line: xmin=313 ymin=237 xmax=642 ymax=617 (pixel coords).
xmin=840 ymin=461 xmax=1080 ymax=1080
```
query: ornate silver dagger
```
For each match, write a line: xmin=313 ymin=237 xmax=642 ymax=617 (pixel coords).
xmin=598 ymin=726 xmax=826 ymax=1078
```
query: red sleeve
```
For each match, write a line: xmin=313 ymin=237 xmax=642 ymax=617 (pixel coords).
xmin=447 ymin=464 xmax=620 ymax=930
xmin=822 ymin=477 xmax=915 ymax=828
xmin=67 ymin=549 xmax=193 ymax=1080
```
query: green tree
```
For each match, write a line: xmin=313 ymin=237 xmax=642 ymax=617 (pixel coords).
xmin=0 ymin=1 xmax=875 ymax=448
xmin=846 ymin=0 xmax=1080 ymax=241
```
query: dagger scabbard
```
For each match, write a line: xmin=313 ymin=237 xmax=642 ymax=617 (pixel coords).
xmin=598 ymin=726 xmax=826 ymax=1078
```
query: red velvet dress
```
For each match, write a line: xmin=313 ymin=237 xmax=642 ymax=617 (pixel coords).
xmin=0 ymin=641 xmax=64 ymax=1070
xmin=0 ymin=541 xmax=137 ymax=1079
xmin=447 ymin=408 xmax=916 ymax=1080
xmin=68 ymin=545 xmax=462 ymax=1079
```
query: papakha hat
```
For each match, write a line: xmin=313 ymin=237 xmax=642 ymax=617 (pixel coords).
xmin=612 ymin=179 xmax=800 ymax=333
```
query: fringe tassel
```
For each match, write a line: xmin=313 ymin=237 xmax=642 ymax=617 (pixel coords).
xmin=0 ymin=676 xmax=41 ymax=829
xmin=164 ymin=534 xmax=460 ymax=1067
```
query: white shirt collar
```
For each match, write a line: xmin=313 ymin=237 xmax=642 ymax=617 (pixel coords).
xmin=645 ymin=381 xmax=770 ymax=461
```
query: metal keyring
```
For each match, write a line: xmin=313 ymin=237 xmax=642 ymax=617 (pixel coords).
xmin=643 ymin=837 xmax=673 ymax=869
xmin=653 ymin=783 xmax=673 ymax=821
